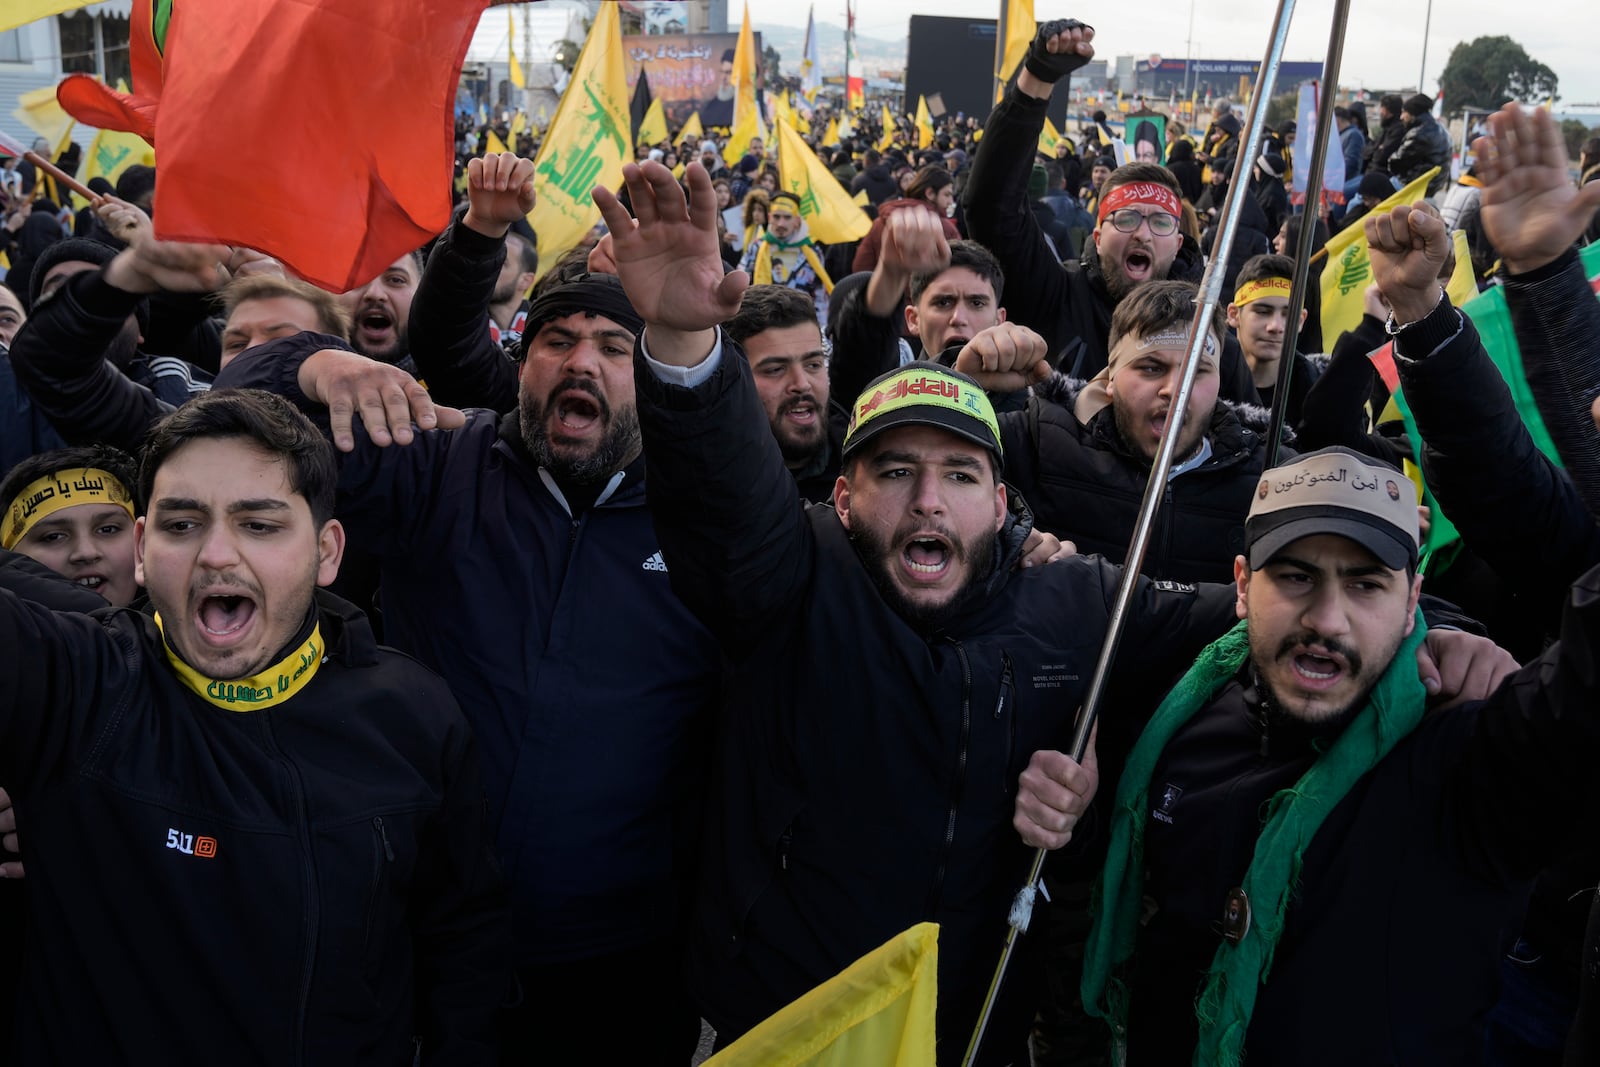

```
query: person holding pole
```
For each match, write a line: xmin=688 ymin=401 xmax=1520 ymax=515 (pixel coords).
xmin=584 ymin=157 xmax=1514 ymax=1067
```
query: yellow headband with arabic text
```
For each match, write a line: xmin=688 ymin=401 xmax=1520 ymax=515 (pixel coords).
xmin=1233 ymin=276 xmax=1293 ymax=307
xmin=3 ymin=468 xmax=135 ymax=550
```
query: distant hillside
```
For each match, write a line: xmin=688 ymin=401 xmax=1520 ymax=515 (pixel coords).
xmin=759 ymin=21 xmax=907 ymax=79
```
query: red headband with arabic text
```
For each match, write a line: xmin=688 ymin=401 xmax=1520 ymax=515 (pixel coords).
xmin=1097 ymin=181 xmax=1182 ymax=224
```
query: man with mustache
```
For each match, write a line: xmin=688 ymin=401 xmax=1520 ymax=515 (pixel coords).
xmin=337 ymin=250 xmax=420 ymax=372
xmin=963 ymin=19 xmax=1256 ymax=402
xmin=212 ymin=269 xmax=721 ymax=1066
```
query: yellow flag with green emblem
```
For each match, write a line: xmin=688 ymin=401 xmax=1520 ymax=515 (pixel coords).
xmin=776 ymin=119 xmax=870 ymax=245
xmin=527 ymin=0 xmax=629 ymax=276
xmin=73 ymin=125 xmax=155 ymax=209
xmin=704 ymin=923 xmax=938 ymax=1067
xmin=1038 ymin=116 xmax=1062 ymax=157
xmin=1319 ymin=167 xmax=1438 ymax=344
xmin=915 ymin=96 xmax=934 ymax=149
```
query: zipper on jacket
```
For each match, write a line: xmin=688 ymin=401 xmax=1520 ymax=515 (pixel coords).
xmin=778 ymin=825 xmax=794 ymax=872
xmin=927 ymin=640 xmax=973 ymax=919
xmin=262 ymin=715 xmax=317 ymax=1067
xmin=364 ymin=817 xmax=396 ymax=971
xmin=996 ymin=653 xmax=1016 ymax=794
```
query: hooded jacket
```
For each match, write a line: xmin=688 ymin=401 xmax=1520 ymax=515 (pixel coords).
xmin=632 ymin=337 xmax=1241 ymax=1064
xmin=1000 ymin=374 xmax=1293 ymax=586
xmin=214 ymin=335 xmax=722 ymax=968
xmin=850 ymin=163 xmax=900 ymax=209
xmin=0 ymin=579 xmax=507 ymax=1065
xmin=1365 ymin=113 xmax=1406 ymax=174
xmin=963 ymin=86 xmax=1259 ymax=406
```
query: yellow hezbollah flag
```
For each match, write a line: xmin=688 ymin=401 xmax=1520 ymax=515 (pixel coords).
xmin=724 ymin=1 xmax=767 ymax=165
xmin=1 ymin=0 xmax=99 ymax=34
xmin=821 ymin=116 xmax=840 ymax=147
xmin=637 ymin=97 xmax=668 ymax=146
xmin=485 ymin=128 xmax=509 ymax=156
xmin=528 ymin=0 xmax=629 ymax=276
xmin=877 ymin=104 xmax=895 ymax=152
xmin=73 ymin=125 xmax=155 ymax=209
xmin=996 ymin=0 xmax=1034 ymax=103
xmin=1319 ymin=167 xmax=1438 ymax=343
xmin=915 ymin=95 xmax=934 ymax=150
xmin=1039 ymin=116 xmax=1062 ymax=156
xmin=510 ymin=110 xmax=527 ymax=140
xmin=776 ymin=119 xmax=870 ymax=245
xmin=12 ymin=85 xmax=74 ymax=159
xmin=679 ymin=111 xmax=705 ymax=144
xmin=705 ymin=923 xmax=938 ymax=1067
xmin=507 ymin=8 xmax=525 ymax=90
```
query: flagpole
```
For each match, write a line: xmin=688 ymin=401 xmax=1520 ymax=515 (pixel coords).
xmin=959 ymin=0 xmax=1304 ymax=1061
xmin=1265 ymin=0 xmax=1352 ymax=466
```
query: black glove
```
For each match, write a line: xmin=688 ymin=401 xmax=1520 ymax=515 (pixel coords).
xmin=1023 ymin=19 xmax=1094 ymax=85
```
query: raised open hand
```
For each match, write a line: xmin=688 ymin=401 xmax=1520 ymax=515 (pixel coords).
xmin=593 ymin=161 xmax=747 ymax=341
xmin=1474 ymin=103 xmax=1600 ymax=275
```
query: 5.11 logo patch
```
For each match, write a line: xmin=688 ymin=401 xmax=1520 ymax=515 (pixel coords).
xmin=166 ymin=828 xmax=218 ymax=858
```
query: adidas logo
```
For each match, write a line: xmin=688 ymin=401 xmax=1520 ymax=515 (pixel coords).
xmin=642 ymin=551 xmax=669 ymax=573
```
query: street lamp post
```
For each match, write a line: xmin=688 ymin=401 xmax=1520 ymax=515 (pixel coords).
xmin=1418 ymin=0 xmax=1433 ymax=93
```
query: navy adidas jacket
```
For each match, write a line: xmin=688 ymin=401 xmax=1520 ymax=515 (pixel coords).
xmin=215 ymin=336 xmax=722 ymax=966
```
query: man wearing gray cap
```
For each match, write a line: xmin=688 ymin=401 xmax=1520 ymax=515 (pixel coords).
xmin=1077 ymin=445 xmax=1600 ymax=1065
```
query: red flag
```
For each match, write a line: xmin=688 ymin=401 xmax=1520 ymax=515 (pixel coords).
xmin=58 ymin=0 xmax=489 ymax=291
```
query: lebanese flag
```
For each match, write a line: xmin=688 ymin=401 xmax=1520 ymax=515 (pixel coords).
xmin=58 ymin=0 xmax=489 ymax=291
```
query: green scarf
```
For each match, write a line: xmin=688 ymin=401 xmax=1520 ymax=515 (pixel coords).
xmin=1081 ymin=610 xmax=1429 ymax=1066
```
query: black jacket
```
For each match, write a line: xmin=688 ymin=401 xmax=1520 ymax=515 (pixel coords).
xmin=964 ymin=88 xmax=1259 ymax=405
xmin=1000 ymin=374 xmax=1291 ymax=585
xmin=850 ymin=164 xmax=900 ymax=209
xmin=1388 ymin=113 xmax=1452 ymax=195
xmin=1364 ymin=114 xmax=1406 ymax=174
xmin=1395 ymin=294 xmax=1600 ymax=642
xmin=1129 ymin=561 xmax=1600 ymax=1064
xmin=405 ymin=217 xmax=520 ymax=413
xmin=215 ymin=336 xmax=722 ymax=967
xmin=5 ymin=269 xmax=211 ymax=455
xmin=633 ymin=336 xmax=1240 ymax=1064
xmin=0 ymin=581 xmax=507 ymax=1065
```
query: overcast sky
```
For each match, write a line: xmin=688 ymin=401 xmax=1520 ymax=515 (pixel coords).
xmin=745 ymin=0 xmax=1600 ymax=112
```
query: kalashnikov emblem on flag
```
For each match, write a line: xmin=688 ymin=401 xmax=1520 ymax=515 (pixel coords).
xmin=1318 ymin=167 xmax=1438 ymax=344
xmin=775 ymin=119 xmax=869 ymax=246
xmin=529 ymin=0 xmax=629 ymax=275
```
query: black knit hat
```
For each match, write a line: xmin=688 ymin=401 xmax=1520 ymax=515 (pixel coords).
xmin=27 ymin=237 xmax=119 ymax=309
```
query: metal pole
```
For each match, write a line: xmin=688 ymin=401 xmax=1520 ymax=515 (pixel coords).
xmin=1265 ymin=0 xmax=1353 ymax=466
xmin=958 ymin=2 xmax=1303 ymax=1064
xmin=1418 ymin=0 xmax=1432 ymax=95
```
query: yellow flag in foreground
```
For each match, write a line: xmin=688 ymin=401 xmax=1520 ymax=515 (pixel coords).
xmin=705 ymin=923 xmax=938 ymax=1067
xmin=915 ymin=96 xmax=934 ymax=150
xmin=528 ymin=0 xmax=630 ymax=275
xmin=776 ymin=119 xmax=871 ymax=245
xmin=73 ymin=125 xmax=155 ymax=208
xmin=12 ymin=85 xmax=74 ymax=158
xmin=1319 ymin=167 xmax=1438 ymax=343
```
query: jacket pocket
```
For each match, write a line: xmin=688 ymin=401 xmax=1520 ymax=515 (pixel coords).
xmin=996 ymin=652 xmax=1016 ymax=795
xmin=362 ymin=815 xmax=396 ymax=979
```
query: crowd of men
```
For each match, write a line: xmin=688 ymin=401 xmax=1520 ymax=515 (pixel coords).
xmin=4 ymin=15 xmax=1600 ymax=1067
